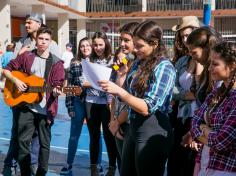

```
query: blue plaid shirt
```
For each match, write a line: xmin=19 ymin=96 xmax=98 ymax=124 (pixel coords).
xmin=126 ymin=58 xmax=176 ymax=117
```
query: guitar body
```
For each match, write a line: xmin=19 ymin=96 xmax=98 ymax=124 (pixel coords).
xmin=4 ymin=71 xmax=44 ymax=107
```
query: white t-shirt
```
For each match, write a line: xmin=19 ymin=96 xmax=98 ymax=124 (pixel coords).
xmin=61 ymin=50 xmax=73 ymax=69
xmin=177 ymin=70 xmax=197 ymax=118
xmin=27 ymin=55 xmax=47 ymax=115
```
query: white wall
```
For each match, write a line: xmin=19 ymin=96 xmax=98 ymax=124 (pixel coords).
xmin=0 ymin=0 xmax=11 ymax=52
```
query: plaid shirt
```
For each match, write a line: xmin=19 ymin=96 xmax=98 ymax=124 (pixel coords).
xmin=65 ymin=60 xmax=84 ymax=114
xmin=190 ymin=88 xmax=236 ymax=172
xmin=126 ymin=58 xmax=176 ymax=117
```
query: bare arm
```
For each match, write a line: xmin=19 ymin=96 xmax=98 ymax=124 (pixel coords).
xmin=118 ymin=88 xmax=149 ymax=116
xmin=2 ymin=69 xmax=27 ymax=91
xmin=195 ymin=62 xmax=204 ymax=83
xmin=100 ymin=82 xmax=149 ymax=116
xmin=116 ymin=74 xmax=127 ymax=87
xmin=82 ymin=81 xmax=91 ymax=88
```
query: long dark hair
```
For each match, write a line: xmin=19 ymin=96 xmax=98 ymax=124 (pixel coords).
xmin=207 ymin=41 xmax=236 ymax=122
xmin=132 ymin=20 xmax=166 ymax=97
xmin=173 ymin=27 xmax=195 ymax=63
xmin=119 ymin=22 xmax=139 ymax=37
xmin=91 ymin=31 xmax=111 ymax=60
xmin=187 ymin=26 xmax=223 ymax=103
xmin=187 ymin=26 xmax=223 ymax=58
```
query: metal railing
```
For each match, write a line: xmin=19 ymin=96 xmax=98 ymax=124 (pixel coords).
xmin=85 ymin=30 xmax=234 ymax=59
xmin=147 ymin=0 xmax=203 ymax=11
xmin=216 ymin=0 xmax=236 ymax=9
xmin=86 ymin=0 xmax=142 ymax=12
xmin=85 ymin=0 xmax=236 ymax=12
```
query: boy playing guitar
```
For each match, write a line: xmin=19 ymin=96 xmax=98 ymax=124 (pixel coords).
xmin=2 ymin=27 xmax=64 ymax=176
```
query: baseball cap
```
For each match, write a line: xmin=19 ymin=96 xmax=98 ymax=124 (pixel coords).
xmin=26 ymin=13 xmax=43 ymax=24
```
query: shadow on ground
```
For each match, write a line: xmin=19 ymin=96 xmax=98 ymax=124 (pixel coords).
xmin=0 ymin=146 xmax=109 ymax=176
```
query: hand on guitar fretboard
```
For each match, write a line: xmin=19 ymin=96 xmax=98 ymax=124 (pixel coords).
xmin=3 ymin=71 xmax=83 ymax=107
xmin=62 ymin=86 xmax=82 ymax=96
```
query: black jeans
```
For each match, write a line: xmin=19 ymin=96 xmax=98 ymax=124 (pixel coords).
xmin=121 ymin=111 xmax=173 ymax=176
xmin=17 ymin=107 xmax=51 ymax=176
xmin=115 ymin=123 xmax=129 ymax=172
xmin=85 ymin=102 xmax=118 ymax=167
xmin=167 ymin=118 xmax=197 ymax=176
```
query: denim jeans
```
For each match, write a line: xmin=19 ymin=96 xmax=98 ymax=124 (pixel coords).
xmin=31 ymin=131 xmax=40 ymax=165
xmin=66 ymin=97 xmax=103 ymax=165
xmin=67 ymin=97 xmax=85 ymax=165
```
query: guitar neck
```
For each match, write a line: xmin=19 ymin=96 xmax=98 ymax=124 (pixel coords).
xmin=27 ymin=86 xmax=81 ymax=95
xmin=27 ymin=86 xmax=53 ymax=93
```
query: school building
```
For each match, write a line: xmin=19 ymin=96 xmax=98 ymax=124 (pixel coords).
xmin=0 ymin=0 xmax=236 ymax=54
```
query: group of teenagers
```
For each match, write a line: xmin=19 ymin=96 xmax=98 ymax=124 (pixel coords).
xmin=0 ymin=13 xmax=235 ymax=176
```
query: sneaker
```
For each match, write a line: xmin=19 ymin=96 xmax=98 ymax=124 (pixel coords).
xmin=60 ymin=165 xmax=72 ymax=175
xmin=1 ymin=165 xmax=17 ymax=176
xmin=105 ymin=166 xmax=116 ymax=176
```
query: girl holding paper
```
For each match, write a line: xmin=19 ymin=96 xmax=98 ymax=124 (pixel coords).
xmin=61 ymin=37 xmax=103 ymax=175
xmin=99 ymin=21 xmax=176 ymax=176
xmin=86 ymin=31 xmax=118 ymax=176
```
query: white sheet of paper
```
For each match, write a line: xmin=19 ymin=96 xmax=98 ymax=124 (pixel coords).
xmin=82 ymin=60 xmax=112 ymax=91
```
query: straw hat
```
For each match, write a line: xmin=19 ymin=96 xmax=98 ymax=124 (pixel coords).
xmin=172 ymin=16 xmax=200 ymax=32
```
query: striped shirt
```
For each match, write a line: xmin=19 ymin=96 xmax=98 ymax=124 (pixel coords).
xmin=126 ymin=58 xmax=176 ymax=117
xmin=190 ymin=88 xmax=236 ymax=172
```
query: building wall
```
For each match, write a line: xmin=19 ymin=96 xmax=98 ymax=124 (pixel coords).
xmin=84 ymin=16 xmax=236 ymax=57
xmin=46 ymin=20 xmax=59 ymax=42
xmin=11 ymin=17 xmax=26 ymax=42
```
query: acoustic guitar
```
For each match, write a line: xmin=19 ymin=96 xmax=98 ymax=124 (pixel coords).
xmin=3 ymin=71 xmax=82 ymax=107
